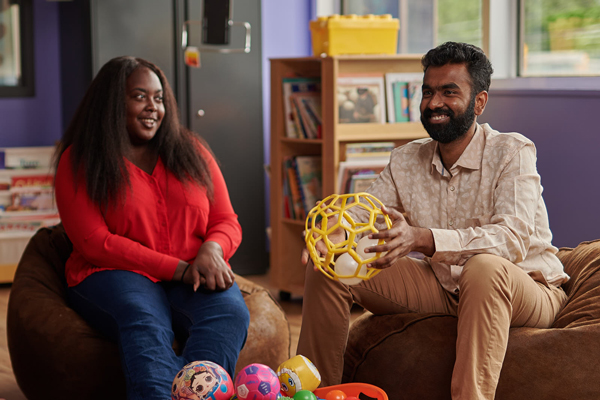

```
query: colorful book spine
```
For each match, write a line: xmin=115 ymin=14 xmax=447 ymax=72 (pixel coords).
xmin=393 ymin=82 xmax=402 ymax=123
xmin=290 ymin=99 xmax=308 ymax=139
xmin=291 ymin=94 xmax=322 ymax=139
xmin=294 ymin=156 xmax=322 ymax=215
xmin=285 ymin=157 xmax=305 ymax=220
xmin=395 ymin=82 xmax=409 ymax=122
xmin=281 ymin=164 xmax=292 ymax=219
xmin=408 ymin=80 xmax=423 ymax=122
xmin=282 ymin=78 xmax=321 ymax=139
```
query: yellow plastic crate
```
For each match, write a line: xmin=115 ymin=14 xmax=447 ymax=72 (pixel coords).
xmin=310 ymin=14 xmax=399 ymax=56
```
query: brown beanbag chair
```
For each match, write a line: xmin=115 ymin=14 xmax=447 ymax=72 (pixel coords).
xmin=344 ymin=240 xmax=600 ymax=400
xmin=7 ymin=225 xmax=291 ymax=400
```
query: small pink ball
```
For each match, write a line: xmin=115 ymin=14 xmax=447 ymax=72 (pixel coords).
xmin=235 ymin=363 xmax=281 ymax=400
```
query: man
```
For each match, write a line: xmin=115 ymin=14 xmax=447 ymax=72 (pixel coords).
xmin=297 ymin=42 xmax=569 ymax=400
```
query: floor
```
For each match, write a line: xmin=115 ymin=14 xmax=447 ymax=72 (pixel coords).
xmin=0 ymin=274 xmax=362 ymax=400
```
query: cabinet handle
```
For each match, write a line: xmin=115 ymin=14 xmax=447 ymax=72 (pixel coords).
xmin=197 ymin=109 xmax=205 ymax=118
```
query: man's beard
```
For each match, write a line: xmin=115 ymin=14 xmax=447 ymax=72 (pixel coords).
xmin=421 ymin=95 xmax=476 ymax=144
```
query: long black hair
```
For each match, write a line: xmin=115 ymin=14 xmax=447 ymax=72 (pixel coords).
xmin=54 ymin=56 xmax=213 ymax=210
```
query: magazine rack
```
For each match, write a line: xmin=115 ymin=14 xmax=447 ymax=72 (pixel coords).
xmin=269 ymin=55 xmax=427 ymax=298
xmin=0 ymin=146 xmax=58 ymax=283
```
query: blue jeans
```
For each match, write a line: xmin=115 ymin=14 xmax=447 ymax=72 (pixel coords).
xmin=67 ymin=270 xmax=250 ymax=400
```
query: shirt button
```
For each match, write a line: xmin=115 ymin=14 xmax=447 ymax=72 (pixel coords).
xmin=450 ymin=186 xmax=455 ymax=191
xmin=449 ymin=220 xmax=454 ymax=226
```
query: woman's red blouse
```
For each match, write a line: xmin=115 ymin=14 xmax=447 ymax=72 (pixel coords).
xmin=55 ymin=145 xmax=242 ymax=287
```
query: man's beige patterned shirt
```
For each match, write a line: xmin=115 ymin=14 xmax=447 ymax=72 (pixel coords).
xmin=365 ymin=123 xmax=569 ymax=294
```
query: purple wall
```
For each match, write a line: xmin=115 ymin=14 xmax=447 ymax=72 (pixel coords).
xmin=261 ymin=0 xmax=313 ymax=163
xmin=0 ymin=0 xmax=62 ymax=147
xmin=481 ymin=90 xmax=600 ymax=248
xmin=261 ymin=0 xmax=313 ymax=236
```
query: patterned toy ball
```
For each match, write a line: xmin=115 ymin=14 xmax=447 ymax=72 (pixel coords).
xmin=305 ymin=192 xmax=392 ymax=284
xmin=235 ymin=363 xmax=281 ymax=400
xmin=172 ymin=360 xmax=234 ymax=400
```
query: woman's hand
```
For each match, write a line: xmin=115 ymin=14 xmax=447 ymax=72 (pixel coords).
xmin=177 ymin=241 xmax=235 ymax=291
xmin=363 ymin=206 xmax=435 ymax=269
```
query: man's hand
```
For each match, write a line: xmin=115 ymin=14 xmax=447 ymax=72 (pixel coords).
xmin=363 ymin=206 xmax=434 ymax=269
xmin=301 ymin=214 xmax=346 ymax=272
xmin=184 ymin=241 xmax=235 ymax=291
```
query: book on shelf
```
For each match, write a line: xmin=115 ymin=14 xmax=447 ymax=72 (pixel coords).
xmin=345 ymin=142 xmax=395 ymax=161
xmin=10 ymin=174 xmax=53 ymax=188
xmin=408 ymin=80 xmax=422 ymax=122
xmin=349 ymin=173 xmax=379 ymax=193
xmin=282 ymin=77 xmax=321 ymax=139
xmin=0 ymin=146 xmax=55 ymax=169
xmin=337 ymin=73 xmax=385 ymax=124
xmin=290 ymin=92 xmax=322 ymax=139
xmin=7 ymin=187 xmax=55 ymax=212
xmin=294 ymin=155 xmax=322 ymax=215
xmin=284 ymin=157 xmax=306 ymax=220
xmin=0 ymin=171 xmax=59 ymax=236
xmin=1 ymin=173 xmax=56 ymax=213
xmin=0 ymin=212 xmax=60 ymax=234
xmin=337 ymin=159 xmax=388 ymax=194
xmin=281 ymin=163 xmax=292 ymax=219
xmin=0 ymin=147 xmax=60 ymax=239
xmin=393 ymin=81 xmax=409 ymax=122
xmin=384 ymin=72 xmax=423 ymax=123
xmin=281 ymin=156 xmax=323 ymax=221
xmin=9 ymin=174 xmax=54 ymax=212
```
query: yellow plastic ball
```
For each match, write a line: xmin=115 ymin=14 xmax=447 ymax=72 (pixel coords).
xmin=304 ymin=192 xmax=392 ymax=283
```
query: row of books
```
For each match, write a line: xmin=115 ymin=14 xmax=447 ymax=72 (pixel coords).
xmin=337 ymin=142 xmax=392 ymax=194
xmin=281 ymin=73 xmax=422 ymax=139
xmin=345 ymin=141 xmax=394 ymax=160
xmin=282 ymin=78 xmax=323 ymax=139
xmin=386 ymin=75 xmax=423 ymax=124
xmin=282 ymin=155 xmax=322 ymax=220
xmin=280 ymin=143 xmax=391 ymax=220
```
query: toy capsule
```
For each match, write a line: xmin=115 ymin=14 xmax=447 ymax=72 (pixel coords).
xmin=276 ymin=355 xmax=322 ymax=397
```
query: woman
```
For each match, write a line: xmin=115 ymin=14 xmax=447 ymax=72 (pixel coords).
xmin=54 ymin=56 xmax=250 ymax=400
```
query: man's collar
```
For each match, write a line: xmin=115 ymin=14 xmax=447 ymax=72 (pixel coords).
xmin=454 ymin=124 xmax=484 ymax=170
xmin=429 ymin=124 xmax=484 ymax=175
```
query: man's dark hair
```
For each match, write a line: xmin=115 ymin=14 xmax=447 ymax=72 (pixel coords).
xmin=421 ymin=41 xmax=493 ymax=96
xmin=54 ymin=56 xmax=214 ymax=209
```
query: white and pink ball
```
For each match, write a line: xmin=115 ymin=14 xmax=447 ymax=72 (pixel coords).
xmin=172 ymin=360 xmax=234 ymax=400
xmin=235 ymin=363 xmax=281 ymax=400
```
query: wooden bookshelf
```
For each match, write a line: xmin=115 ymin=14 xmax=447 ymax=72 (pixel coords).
xmin=269 ymin=55 xmax=427 ymax=297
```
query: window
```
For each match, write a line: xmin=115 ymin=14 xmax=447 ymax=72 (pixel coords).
xmin=0 ymin=0 xmax=34 ymax=97
xmin=521 ymin=0 xmax=600 ymax=77
xmin=437 ymin=0 xmax=483 ymax=49
xmin=340 ymin=0 xmax=482 ymax=54
xmin=318 ymin=0 xmax=600 ymax=79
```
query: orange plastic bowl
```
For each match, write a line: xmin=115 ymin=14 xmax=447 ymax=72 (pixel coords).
xmin=313 ymin=383 xmax=388 ymax=400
